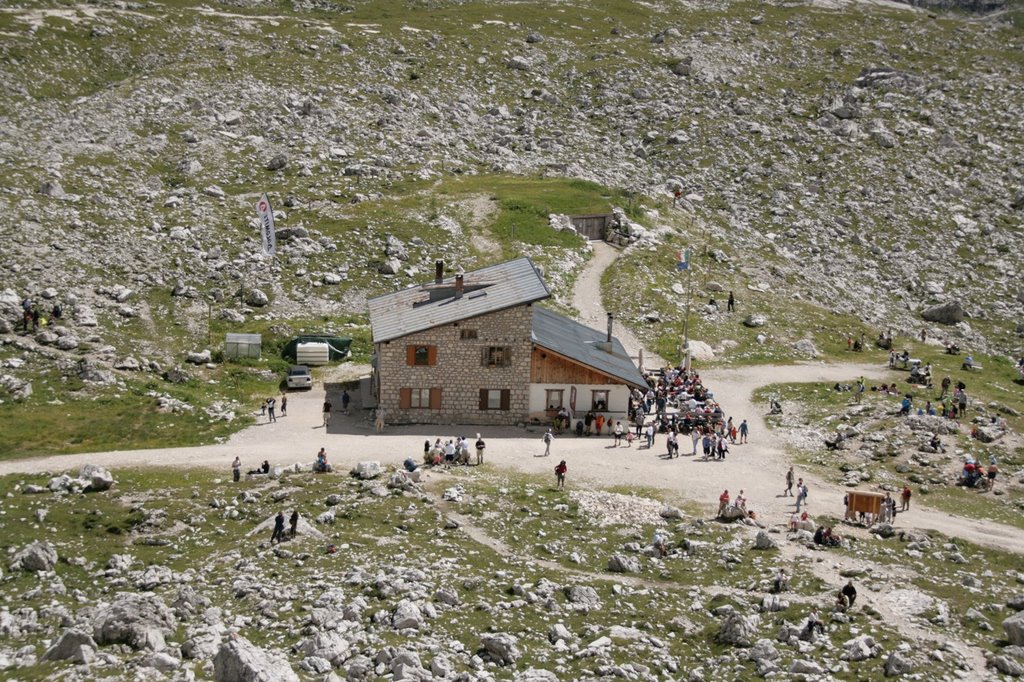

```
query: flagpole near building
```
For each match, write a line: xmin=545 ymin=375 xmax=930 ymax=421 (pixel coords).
xmin=677 ymin=246 xmax=693 ymax=370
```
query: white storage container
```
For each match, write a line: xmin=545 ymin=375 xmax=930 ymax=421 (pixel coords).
xmin=296 ymin=342 xmax=330 ymax=366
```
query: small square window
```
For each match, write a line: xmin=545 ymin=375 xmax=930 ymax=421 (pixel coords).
xmin=592 ymin=390 xmax=609 ymax=411
xmin=410 ymin=388 xmax=430 ymax=408
xmin=460 ymin=329 xmax=478 ymax=340
xmin=413 ymin=346 xmax=430 ymax=365
xmin=483 ymin=346 xmax=511 ymax=367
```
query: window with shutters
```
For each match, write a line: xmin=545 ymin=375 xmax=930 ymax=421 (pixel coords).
xmin=478 ymin=388 xmax=511 ymax=411
xmin=409 ymin=388 xmax=430 ymax=408
xmin=406 ymin=345 xmax=437 ymax=366
xmin=460 ymin=329 xmax=478 ymax=340
xmin=400 ymin=387 xmax=441 ymax=410
xmin=482 ymin=346 xmax=511 ymax=367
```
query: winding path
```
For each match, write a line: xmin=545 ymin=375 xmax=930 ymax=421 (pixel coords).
xmin=1 ymin=244 xmax=1022 ymax=556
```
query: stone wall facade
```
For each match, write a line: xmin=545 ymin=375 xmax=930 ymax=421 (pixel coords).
xmin=376 ymin=305 xmax=534 ymax=425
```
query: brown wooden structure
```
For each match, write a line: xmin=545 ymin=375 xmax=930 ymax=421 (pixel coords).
xmin=569 ymin=213 xmax=613 ymax=241
xmin=845 ymin=491 xmax=885 ymax=524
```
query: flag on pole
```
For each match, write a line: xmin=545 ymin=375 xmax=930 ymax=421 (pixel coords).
xmin=675 ymin=248 xmax=690 ymax=271
xmin=256 ymin=193 xmax=276 ymax=256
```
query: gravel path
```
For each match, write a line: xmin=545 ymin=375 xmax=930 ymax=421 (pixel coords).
xmin=2 ymin=246 xmax=1022 ymax=555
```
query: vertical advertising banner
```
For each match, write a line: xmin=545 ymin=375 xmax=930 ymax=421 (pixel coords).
xmin=256 ymin=193 xmax=276 ymax=256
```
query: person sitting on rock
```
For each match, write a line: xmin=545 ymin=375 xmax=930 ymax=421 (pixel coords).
xmin=962 ymin=355 xmax=975 ymax=371
xmin=803 ymin=609 xmax=825 ymax=640
xmin=813 ymin=526 xmax=825 ymax=545
xmin=773 ymin=568 xmax=790 ymax=593
xmin=929 ymin=433 xmax=945 ymax=453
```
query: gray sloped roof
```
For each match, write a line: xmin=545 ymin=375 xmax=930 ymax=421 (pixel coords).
xmin=368 ymin=257 xmax=550 ymax=343
xmin=531 ymin=306 xmax=648 ymax=388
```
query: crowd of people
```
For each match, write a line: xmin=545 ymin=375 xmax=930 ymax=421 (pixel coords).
xmin=420 ymin=435 xmax=487 ymax=468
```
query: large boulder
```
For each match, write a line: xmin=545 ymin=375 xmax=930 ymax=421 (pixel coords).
xmin=607 ymin=554 xmax=641 ymax=573
xmin=80 ymin=464 xmax=115 ymax=492
xmin=41 ymin=629 xmax=97 ymax=664
xmin=842 ymin=634 xmax=881 ymax=661
xmin=685 ymin=340 xmax=715 ymax=361
xmin=743 ymin=313 xmax=767 ymax=328
xmin=989 ymin=654 xmax=1024 ymax=677
xmin=213 ymin=636 xmax=299 ymax=682
xmin=481 ymin=633 xmax=520 ymax=666
xmin=93 ymin=592 xmax=176 ymax=651
xmin=1005 ymin=610 xmax=1024 ymax=646
xmin=885 ymin=651 xmax=914 ymax=676
xmin=717 ymin=613 xmax=760 ymax=647
xmin=352 ymin=461 xmax=383 ymax=480
xmin=391 ymin=600 xmax=423 ymax=630
xmin=294 ymin=631 xmax=351 ymax=667
xmin=564 ymin=585 xmax=602 ymax=610
xmin=921 ymin=302 xmax=964 ymax=325
xmin=245 ymin=289 xmax=269 ymax=307
xmin=753 ymin=531 xmax=778 ymax=550
xmin=11 ymin=541 xmax=58 ymax=572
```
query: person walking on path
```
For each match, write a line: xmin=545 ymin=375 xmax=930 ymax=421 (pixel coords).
xmin=322 ymin=399 xmax=332 ymax=427
xmin=267 ymin=396 xmax=277 ymax=423
xmin=613 ymin=421 xmax=624 ymax=446
xmin=795 ymin=481 xmax=808 ymax=511
xmin=555 ymin=460 xmax=567 ymax=489
xmin=784 ymin=467 xmax=794 ymax=496
xmin=542 ymin=429 xmax=553 ymax=456
xmin=375 ymin=407 xmax=387 ymax=433
xmin=475 ymin=433 xmax=486 ymax=465
xmin=855 ymin=377 xmax=865 ymax=403
xmin=727 ymin=291 xmax=735 ymax=313
xmin=271 ymin=511 xmax=286 ymax=544
xmin=341 ymin=389 xmax=350 ymax=414
xmin=289 ymin=510 xmax=300 ymax=538
xmin=738 ymin=419 xmax=748 ymax=444
xmin=900 ymin=485 xmax=912 ymax=511
xmin=231 ymin=456 xmax=241 ymax=483
xmin=280 ymin=394 xmax=287 ymax=416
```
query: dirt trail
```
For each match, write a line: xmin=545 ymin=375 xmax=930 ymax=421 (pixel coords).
xmin=574 ymin=241 xmax=666 ymax=370
xmin=2 ymin=243 xmax=1022 ymax=557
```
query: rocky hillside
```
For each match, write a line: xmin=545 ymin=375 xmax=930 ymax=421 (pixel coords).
xmin=2 ymin=464 xmax=1024 ymax=681
xmin=0 ymin=0 xmax=1022 ymax=441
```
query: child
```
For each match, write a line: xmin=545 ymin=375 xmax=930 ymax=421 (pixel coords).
xmin=555 ymin=460 xmax=567 ymax=489
xmin=625 ymin=431 xmax=634 ymax=447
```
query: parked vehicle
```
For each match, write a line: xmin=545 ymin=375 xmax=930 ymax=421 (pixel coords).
xmin=286 ymin=365 xmax=312 ymax=390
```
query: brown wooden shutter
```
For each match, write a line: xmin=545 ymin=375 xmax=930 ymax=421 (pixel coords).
xmin=406 ymin=346 xmax=416 ymax=366
xmin=479 ymin=389 xmax=488 ymax=410
xmin=399 ymin=387 xmax=411 ymax=409
xmin=427 ymin=346 xmax=438 ymax=365
xmin=500 ymin=389 xmax=510 ymax=411
xmin=429 ymin=388 xmax=442 ymax=410
xmin=481 ymin=347 xmax=489 ymax=367
xmin=503 ymin=347 xmax=511 ymax=367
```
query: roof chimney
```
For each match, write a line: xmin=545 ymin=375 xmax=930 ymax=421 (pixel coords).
xmin=435 ymin=260 xmax=444 ymax=284
xmin=606 ymin=313 xmax=613 ymax=343
xmin=454 ymin=274 xmax=464 ymax=299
